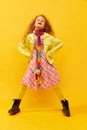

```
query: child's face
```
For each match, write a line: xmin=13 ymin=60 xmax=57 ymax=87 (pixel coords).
xmin=34 ymin=16 xmax=45 ymax=30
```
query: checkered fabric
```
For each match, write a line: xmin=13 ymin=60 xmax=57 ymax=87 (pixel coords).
xmin=22 ymin=47 xmax=60 ymax=90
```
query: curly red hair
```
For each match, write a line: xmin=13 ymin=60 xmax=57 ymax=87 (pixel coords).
xmin=23 ymin=14 xmax=54 ymax=38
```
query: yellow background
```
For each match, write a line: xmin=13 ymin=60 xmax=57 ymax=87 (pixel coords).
xmin=0 ymin=0 xmax=87 ymax=130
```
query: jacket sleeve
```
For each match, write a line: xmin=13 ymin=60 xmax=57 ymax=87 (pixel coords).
xmin=46 ymin=36 xmax=63 ymax=64
xmin=18 ymin=36 xmax=31 ymax=57
xmin=47 ymin=36 xmax=63 ymax=55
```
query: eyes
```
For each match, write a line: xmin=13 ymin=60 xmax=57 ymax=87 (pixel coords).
xmin=36 ymin=19 xmax=45 ymax=22
xmin=36 ymin=17 xmax=45 ymax=23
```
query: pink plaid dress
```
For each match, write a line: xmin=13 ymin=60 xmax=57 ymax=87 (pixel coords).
xmin=22 ymin=40 xmax=60 ymax=90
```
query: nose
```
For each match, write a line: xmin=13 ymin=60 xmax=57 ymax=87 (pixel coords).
xmin=39 ymin=19 xmax=42 ymax=22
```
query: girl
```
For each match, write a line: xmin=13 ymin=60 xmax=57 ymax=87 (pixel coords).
xmin=8 ymin=14 xmax=70 ymax=116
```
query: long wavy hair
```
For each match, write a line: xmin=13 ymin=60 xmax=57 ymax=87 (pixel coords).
xmin=23 ymin=14 xmax=54 ymax=38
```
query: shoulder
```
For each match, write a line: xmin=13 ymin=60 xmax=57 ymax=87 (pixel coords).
xmin=44 ymin=32 xmax=60 ymax=41
xmin=44 ymin=32 xmax=53 ymax=38
xmin=25 ymin=33 xmax=34 ymax=42
xmin=26 ymin=33 xmax=33 ymax=39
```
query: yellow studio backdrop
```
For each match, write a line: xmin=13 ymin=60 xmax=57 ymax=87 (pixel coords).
xmin=0 ymin=0 xmax=87 ymax=111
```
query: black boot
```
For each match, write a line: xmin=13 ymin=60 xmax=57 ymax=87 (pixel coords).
xmin=8 ymin=99 xmax=21 ymax=115
xmin=61 ymin=99 xmax=70 ymax=117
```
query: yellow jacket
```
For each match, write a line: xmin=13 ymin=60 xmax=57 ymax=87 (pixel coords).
xmin=18 ymin=32 xmax=63 ymax=64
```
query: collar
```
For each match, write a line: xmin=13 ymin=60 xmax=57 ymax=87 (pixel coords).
xmin=28 ymin=32 xmax=50 ymax=42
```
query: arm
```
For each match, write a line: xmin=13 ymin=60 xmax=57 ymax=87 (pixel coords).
xmin=18 ymin=37 xmax=31 ymax=57
xmin=47 ymin=37 xmax=63 ymax=56
xmin=46 ymin=36 xmax=63 ymax=64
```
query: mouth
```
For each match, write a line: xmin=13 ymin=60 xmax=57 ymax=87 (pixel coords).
xmin=38 ymin=22 xmax=42 ymax=25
